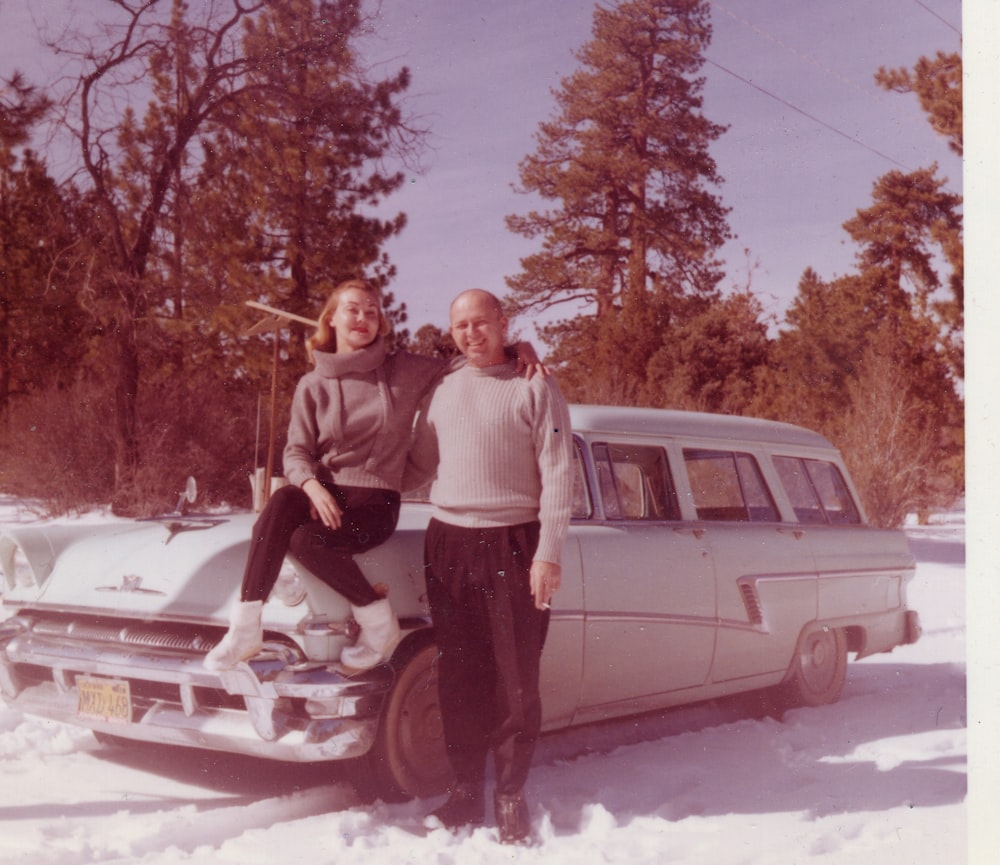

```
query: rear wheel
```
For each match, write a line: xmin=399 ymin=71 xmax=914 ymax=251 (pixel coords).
xmin=774 ymin=625 xmax=847 ymax=710
xmin=364 ymin=640 xmax=453 ymax=801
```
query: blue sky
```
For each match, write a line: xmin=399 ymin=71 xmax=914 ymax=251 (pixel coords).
xmin=355 ymin=0 xmax=964 ymax=333
xmin=0 ymin=0 xmax=965 ymax=335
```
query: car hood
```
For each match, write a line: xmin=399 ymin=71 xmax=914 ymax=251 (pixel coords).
xmin=1 ymin=504 xmax=435 ymax=627
xmin=3 ymin=514 xmax=257 ymax=622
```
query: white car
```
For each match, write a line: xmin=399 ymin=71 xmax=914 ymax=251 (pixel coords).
xmin=0 ymin=405 xmax=919 ymax=799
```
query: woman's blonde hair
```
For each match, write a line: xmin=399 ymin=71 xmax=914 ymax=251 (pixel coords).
xmin=306 ymin=278 xmax=391 ymax=361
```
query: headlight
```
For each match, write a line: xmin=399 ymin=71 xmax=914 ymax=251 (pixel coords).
xmin=0 ymin=538 xmax=36 ymax=589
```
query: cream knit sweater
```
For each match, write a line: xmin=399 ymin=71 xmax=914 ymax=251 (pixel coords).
xmin=409 ymin=359 xmax=574 ymax=565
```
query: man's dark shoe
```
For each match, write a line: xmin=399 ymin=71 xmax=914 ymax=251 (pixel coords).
xmin=427 ymin=782 xmax=485 ymax=830
xmin=494 ymin=791 xmax=531 ymax=845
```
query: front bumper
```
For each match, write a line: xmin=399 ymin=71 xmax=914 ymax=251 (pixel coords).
xmin=0 ymin=615 xmax=392 ymax=762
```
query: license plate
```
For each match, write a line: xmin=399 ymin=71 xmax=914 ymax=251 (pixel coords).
xmin=77 ymin=676 xmax=131 ymax=725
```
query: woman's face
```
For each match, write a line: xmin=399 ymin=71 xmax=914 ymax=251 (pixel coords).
xmin=330 ymin=287 xmax=382 ymax=353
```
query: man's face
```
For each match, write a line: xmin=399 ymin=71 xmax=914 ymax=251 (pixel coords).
xmin=450 ymin=292 xmax=509 ymax=368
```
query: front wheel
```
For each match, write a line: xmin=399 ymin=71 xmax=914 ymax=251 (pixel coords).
xmin=773 ymin=625 xmax=847 ymax=710
xmin=363 ymin=640 xmax=453 ymax=801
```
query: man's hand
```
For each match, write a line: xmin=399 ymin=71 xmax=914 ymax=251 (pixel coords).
xmin=303 ymin=478 xmax=343 ymax=529
xmin=530 ymin=560 xmax=561 ymax=610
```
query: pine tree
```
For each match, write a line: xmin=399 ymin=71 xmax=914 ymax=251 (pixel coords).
xmin=505 ymin=0 xmax=731 ymax=400
xmin=1 ymin=73 xmax=51 ymax=147
xmin=0 ymin=72 xmax=85 ymax=420
xmin=0 ymin=148 xmax=85 ymax=418
xmin=645 ymin=290 xmax=770 ymax=414
xmin=756 ymin=172 xmax=963 ymax=526
xmin=405 ymin=324 xmax=460 ymax=360
xmin=875 ymin=52 xmax=963 ymax=374
xmin=754 ymin=270 xmax=868 ymax=430
xmin=190 ymin=0 xmax=413 ymax=334
xmin=876 ymin=52 xmax=962 ymax=157
xmin=163 ymin=0 xmax=418 ymax=474
xmin=46 ymin=0 xmax=416 ymax=510
xmin=842 ymin=166 xmax=963 ymax=376
xmin=753 ymin=44 xmax=965 ymax=526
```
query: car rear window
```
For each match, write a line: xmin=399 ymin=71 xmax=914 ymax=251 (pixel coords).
xmin=774 ymin=456 xmax=862 ymax=525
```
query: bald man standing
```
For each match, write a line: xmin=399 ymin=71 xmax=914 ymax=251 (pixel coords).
xmin=408 ymin=289 xmax=574 ymax=845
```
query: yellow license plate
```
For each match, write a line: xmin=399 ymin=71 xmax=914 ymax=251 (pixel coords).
xmin=77 ymin=676 xmax=131 ymax=725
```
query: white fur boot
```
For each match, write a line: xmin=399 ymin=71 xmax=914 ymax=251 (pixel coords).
xmin=340 ymin=598 xmax=401 ymax=672
xmin=204 ymin=600 xmax=263 ymax=671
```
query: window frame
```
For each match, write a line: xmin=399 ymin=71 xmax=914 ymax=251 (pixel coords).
xmin=570 ymin=437 xmax=594 ymax=520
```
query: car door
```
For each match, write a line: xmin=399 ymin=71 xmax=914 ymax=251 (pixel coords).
xmin=573 ymin=441 xmax=717 ymax=723
xmin=681 ymin=447 xmax=818 ymax=684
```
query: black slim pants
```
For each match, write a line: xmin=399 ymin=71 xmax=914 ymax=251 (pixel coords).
xmin=240 ymin=482 xmax=400 ymax=606
xmin=424 ymin=518 xmax=549 ymax=797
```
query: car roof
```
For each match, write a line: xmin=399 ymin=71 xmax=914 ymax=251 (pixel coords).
xmin=568 ymin=404 xmax=834 ymax=450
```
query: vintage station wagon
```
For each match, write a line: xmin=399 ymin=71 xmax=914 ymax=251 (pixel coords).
xmin=0 ymin=405 xmax=919 ymax=799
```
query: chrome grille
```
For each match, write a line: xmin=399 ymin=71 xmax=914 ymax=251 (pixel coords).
xmin=27 ymin=615 xmax=214 ymax=654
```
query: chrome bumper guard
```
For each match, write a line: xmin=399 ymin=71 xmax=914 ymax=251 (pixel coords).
xmin=0 ymin=619 xmax=392 ymax=762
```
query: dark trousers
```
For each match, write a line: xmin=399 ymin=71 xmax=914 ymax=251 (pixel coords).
xmin=424 ymin=518 xmax=549 ymax=796
xmin=241 ymin=482 xmax=400 ymax=606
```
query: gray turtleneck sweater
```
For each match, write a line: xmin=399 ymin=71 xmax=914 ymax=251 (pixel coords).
xmin=283 ymin=337 xmax=452 ymax=492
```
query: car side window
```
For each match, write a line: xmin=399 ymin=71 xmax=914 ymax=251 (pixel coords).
xmin=592 ymin=442 xmax=679 ymax=521
xmin=774 ymin=456 xmax=861 ymax=525
xmin=736 ymin=453 xmax=780 ymax=521
xmin=774 ymin=456 xmax=825 ymax=523
xmin=683 ymin=449 xmax=779 ymax=522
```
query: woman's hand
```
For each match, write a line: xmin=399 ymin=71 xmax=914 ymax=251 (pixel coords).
xmin=303 ymin=478 xmax=343 ymax=529
xmin=514 ymin=341 xmax=549 ymax=379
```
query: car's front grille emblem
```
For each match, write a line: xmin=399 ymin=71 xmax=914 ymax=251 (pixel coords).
xmin=96 ymin=574 xmax=166 ymax=596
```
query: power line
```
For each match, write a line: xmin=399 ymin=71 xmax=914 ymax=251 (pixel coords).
xmin=712 ymin=2 xmax=890 ymax=109
xmin=912 ymin=0 xmax=962 ymax=36
xmin=708 ymin=1 xmax=963 ymax=172
xmin=705 ymin=57 xmax=913 ymax=170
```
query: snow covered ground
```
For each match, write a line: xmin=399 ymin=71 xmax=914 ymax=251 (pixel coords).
xmin=0 ymin=501 xmax=970 ymax=864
